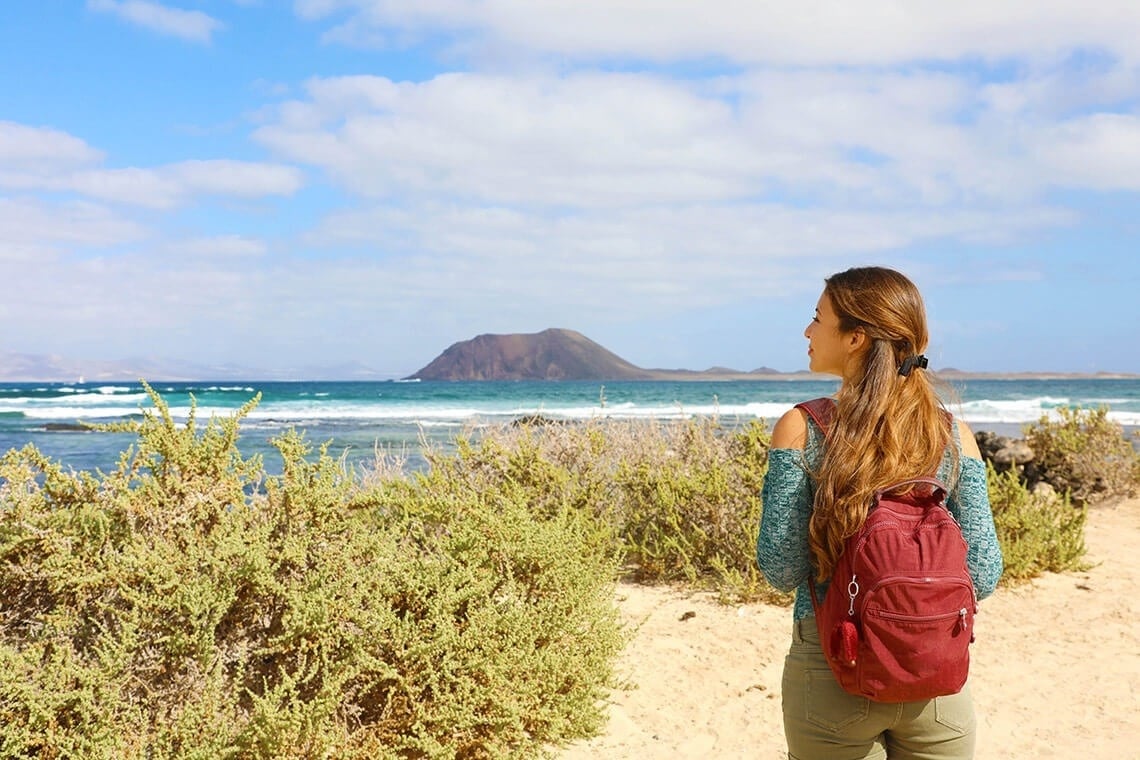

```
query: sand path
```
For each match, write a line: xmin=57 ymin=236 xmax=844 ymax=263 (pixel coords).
xmin=559 ymin=498 xmax=1140 ymax=759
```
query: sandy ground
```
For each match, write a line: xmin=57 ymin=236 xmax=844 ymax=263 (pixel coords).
xmin=558 ymin=497 xmax=1140 ymax=759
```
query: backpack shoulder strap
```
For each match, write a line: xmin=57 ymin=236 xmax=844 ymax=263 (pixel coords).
xmin=794 ymin=397 xmax=836 ymax=436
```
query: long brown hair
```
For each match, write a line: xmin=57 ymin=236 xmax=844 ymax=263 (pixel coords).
xmin=808 ymin=267 xmax=954 ymax=581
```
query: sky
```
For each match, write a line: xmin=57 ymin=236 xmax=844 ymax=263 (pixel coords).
xmin=2 ymin=2 xmax=1139 ymax=378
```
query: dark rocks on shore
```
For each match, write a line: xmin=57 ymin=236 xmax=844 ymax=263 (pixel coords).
xmin=974 ymin=430 xmax=1056 ymax=498
xmin=43 ymin=422 xmax=92 ymax=432
xmin=510 ymin=414 xmax=568 ymax=427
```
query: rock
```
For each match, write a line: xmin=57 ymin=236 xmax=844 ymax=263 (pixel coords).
xmin=975 ymin=432 xmax=1011 ymax=461
xmin=1021 ymin=462 xmax=1045 ymax=489
xmin=43 ymin=422 xmax=90 ymax=432
xmin=511 ymin=414 xmax=566 ymax=427
xmin=993 ymin=441 xmax=1035 ymax=466
xmin=975 ymin=430 xmax=1042 ymax=487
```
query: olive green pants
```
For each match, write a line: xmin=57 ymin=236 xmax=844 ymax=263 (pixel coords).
xmin=782 ymin=617 xmax=976 ymax=760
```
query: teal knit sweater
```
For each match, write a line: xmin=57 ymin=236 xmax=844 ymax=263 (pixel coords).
xmin=756 ymin=414 xmax=1004 ymax=621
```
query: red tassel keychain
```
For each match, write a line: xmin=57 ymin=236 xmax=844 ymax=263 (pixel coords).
xmin=830 ymin=620 xmax=859 ymax=668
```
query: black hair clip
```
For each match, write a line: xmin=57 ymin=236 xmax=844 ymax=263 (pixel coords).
xmin=898 ymin=354 xmax=928 ymax=377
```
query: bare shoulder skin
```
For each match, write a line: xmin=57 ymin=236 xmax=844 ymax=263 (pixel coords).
xmin=957 ymin=418 xmax=983 ymax=459
xmin=771 ymin=407 xmax=809 ymax=450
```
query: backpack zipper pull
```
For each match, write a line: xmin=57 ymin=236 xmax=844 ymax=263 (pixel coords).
xmin=959 ymin=608 xmax=968 ymax=631
xmin=847 ymin=575 xmax=860 ymax=617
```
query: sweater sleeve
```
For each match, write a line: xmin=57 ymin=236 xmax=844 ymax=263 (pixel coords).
xmin=947 ymin=456 xmax=1004 ymax=600
xmin=757 ymin=449 xmax=816 ymax=593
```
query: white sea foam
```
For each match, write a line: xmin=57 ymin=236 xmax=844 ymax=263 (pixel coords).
xmin=96 ymin=386 xmax=132 ymax=394
xmin=5 ymin=391 xmax=1137 ymax=429
xmin=947 ymin=397 xmax=1140 ymax=427
xmin=46 ymin=392 xmax=149 ymax=407
xmin=1106 ymin=411 xmax=1140 ymax=426
xmin=6 ymin=406 xmax=144 ymax=420
xmin=244 ymin=405 xmax=489 ymax=421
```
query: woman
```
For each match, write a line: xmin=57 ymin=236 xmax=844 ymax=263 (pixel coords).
xmin=757 ymin=266 xmax=1003 ymax=759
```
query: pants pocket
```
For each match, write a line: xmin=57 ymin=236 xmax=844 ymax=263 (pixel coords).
xmin=804 ymin=668 xmax=871 ymax=732
xmin=933 ymin=687 xmax=975 ymax=735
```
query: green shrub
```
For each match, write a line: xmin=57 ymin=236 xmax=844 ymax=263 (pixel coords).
xmin=1024 ymin=405 xmax=1140 ymax=506
xmin=606 ymin=418 xmax=773 ymax=601
xmin=443 ymin=416 xmax=782 ymax=603
xmin=0 ymin=384 xmax=622 ymax=759
xmin=987 ymin=462 xmax=1088 ymax=582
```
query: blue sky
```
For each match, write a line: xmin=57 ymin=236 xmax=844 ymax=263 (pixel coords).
xmin=2 ymin=1 xmax=1139 ymax=377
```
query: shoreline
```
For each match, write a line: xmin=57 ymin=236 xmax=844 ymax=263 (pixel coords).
xmin=638 ymin=370 xmax=1140 ymax=382
xmin=2 ymin=371 xmax=1139 ymax=384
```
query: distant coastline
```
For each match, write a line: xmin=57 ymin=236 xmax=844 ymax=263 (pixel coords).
xmin=1 ymin=366 xmax=1134 ymax=384
xmin=628 ymin=368 xmax=1140 ymax=382
xmin=1 ymin=348 xmax=1136 ymax=384
xmin=638 ymin=369 xmax=1135 ymax=382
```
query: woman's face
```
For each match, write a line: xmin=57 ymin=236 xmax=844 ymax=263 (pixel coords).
xmin=804 ymin=291 xmax=860 ymax=378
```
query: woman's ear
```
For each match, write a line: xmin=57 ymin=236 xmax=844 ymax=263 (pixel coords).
xmin=846 ymin=329 xmax=867 ymax=352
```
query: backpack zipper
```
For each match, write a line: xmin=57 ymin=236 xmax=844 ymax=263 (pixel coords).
xmin=867 ymin=606 xmax=971 ymax=633
xmin=847 ymin=574 xmax=975 ymax=619
xmin=868 ymin=607 xmax=969 ymax=624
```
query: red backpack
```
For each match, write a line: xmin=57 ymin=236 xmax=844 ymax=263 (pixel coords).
xmin=796 ymin=397 xmax=976 ymax=703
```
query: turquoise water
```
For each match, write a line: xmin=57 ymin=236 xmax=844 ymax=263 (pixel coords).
xmin=2 ymin=378 xmax=1138 ymax=474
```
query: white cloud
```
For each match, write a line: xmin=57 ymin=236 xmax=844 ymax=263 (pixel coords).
xmin=276 ymin=3 xmax=1140 ymax=210
xmin=0 ymin=122 xmax=103 ymax=172
xmin=0 ymin=198 xmax=146 ymax=249
xmin=254 ymin=66 xmax=1132 ymax=214
xmin=0 ymin=130 xmax=305 ymax=208
xmin=256 ymin=72 xmax=861 ymax=206
xmin=87 ymin=0 xmax=223 ymax=44
xmin=0 ymin=253 xmax=259 ymax=353
xmin=168 ymin=160 xmax=305 ymax=198
xmin=1036 ymin=113 xmax=1140 ymax=190
xmin=67 ymin=167 xmax=185 ymax=208
xmin=305 ymin=201 xmax=1075 ymax=313
xmin=296 ymin=0 xmax=1140 ymax=65
xmin=163 ymin=235 xmax=268 ymax=258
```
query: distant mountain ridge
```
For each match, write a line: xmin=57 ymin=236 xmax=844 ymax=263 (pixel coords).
xmin=406 ymin=328 xmax=819 ymax=381
xmin=407 ymin=328 xmax=655 ymax=381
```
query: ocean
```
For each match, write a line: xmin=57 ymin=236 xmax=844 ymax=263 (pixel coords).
xmin=2 ymin=378 xmax=1139 ymax=475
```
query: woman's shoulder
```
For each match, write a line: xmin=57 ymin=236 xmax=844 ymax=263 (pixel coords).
xmin=771 ymin=406 xmax=810 ymax=449
xmin=953 ymin=417 xmax=982 ymax=459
